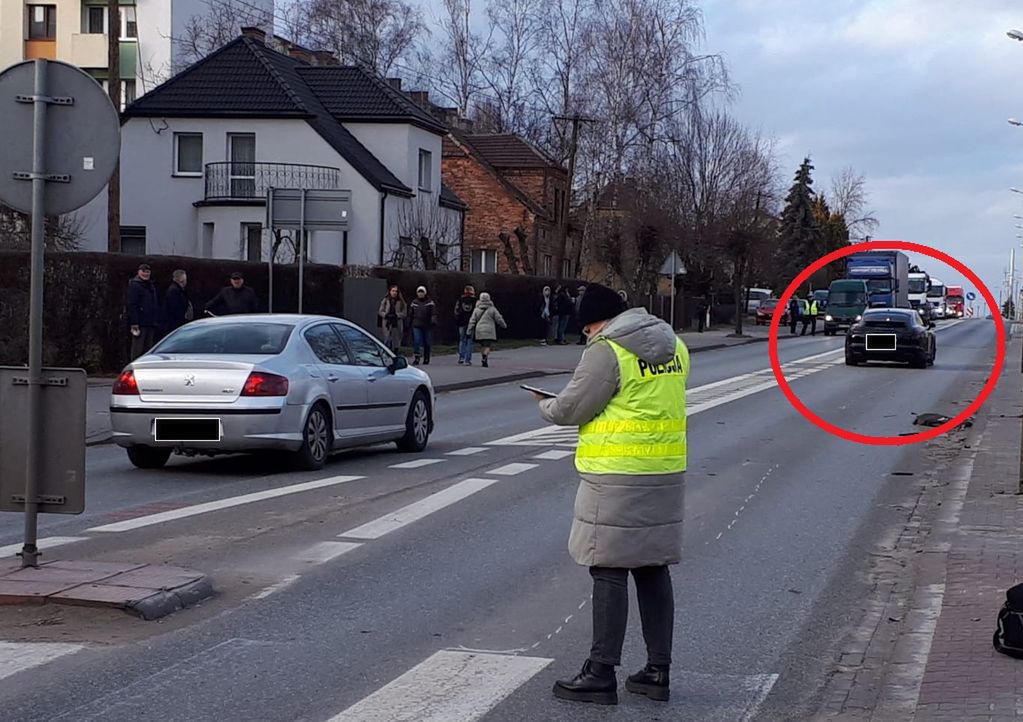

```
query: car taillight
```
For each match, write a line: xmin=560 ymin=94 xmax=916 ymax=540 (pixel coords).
xmin=241 ymin=371 xmax=289 ymax=397
xmin=112 ymin=369 xmax=139 ymax=395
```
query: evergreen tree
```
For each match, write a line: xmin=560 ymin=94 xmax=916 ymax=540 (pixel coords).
xmin=812 ymin=196 xmax=851 ymax=282
xmin=775 ymin=157 xmax=820 ymax=289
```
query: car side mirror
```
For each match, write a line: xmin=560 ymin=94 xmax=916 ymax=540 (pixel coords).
xmin=928 ymin=321 xmax=936 ymax=329
xmin=389 ymin=355 xmax=408 ymax=373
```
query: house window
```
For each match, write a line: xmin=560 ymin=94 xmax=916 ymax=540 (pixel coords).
xmin=543 ymin=254 xmax=552 ymax=276
xmin=174 ymin=133 xmax=203 ymax=176
xmin=120 ymin=226 xmax=146 ymax=255
xmin=562 ymin=258 xmax=571 ymax=278
xmin=123 ymin=79 xmax=136 ymax=107
xmin=228 ymin=133 xmax=256 ymax=198
xmin=243 ymin=224 xmax=262 ymax=262
xmin=471 ymin=249 xmax=497 ymax=274
xmin=85 ymin=6 xmax=104 ymax=34
xmin=397 ymin=236 xmax=415 ymax=268
xmin=418 ymin=149 xmax=432 ymax=192
xmin=120 ymin=6 xmax=136 ymax=39
xmin=28 ymin=5 xmax=56 ymax=40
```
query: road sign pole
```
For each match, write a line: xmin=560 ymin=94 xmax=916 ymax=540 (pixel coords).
xmin=266 ymin=188 xmax=273 ymax=313
xmin=298 ymin=189 xmax=305 ymax=314
xmin=670 ymin=260 xmax=676 ymax=330
xmin=22 ymin=59 xmax=50 ymax=568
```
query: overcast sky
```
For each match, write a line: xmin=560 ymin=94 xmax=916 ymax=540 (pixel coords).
xmin=703 ymin=0 xmax=1021 ymax=309
xmin=415 ymin=0 xmax=1019 ymax=308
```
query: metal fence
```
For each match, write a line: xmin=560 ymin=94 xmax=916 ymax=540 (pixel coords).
xmin=203 ymin=162 xmax=341 ymax=201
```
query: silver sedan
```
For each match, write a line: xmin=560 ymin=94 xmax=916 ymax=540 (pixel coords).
xmin=110 ymin=314 xmax=435 ymax=470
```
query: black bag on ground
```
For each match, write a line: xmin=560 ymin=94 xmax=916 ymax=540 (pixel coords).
xmin=993 ymin=583 xmax=1023 ymax=658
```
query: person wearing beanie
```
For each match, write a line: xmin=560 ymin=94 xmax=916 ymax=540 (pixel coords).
xmin=528 ymin=282 xmax=689 ymax=706
xmin=466 ymin=292 xmax=506 ymax=367
xmin=409 ymin=285 xmax=437 ymax=365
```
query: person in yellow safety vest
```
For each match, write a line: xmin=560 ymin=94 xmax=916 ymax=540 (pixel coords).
xmin=801 ymin=298 xmax=819 ymax=336
xmin=528 ymin=282 xmax=688 ymax=706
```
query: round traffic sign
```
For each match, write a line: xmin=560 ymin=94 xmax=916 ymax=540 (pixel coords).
xmin=966 ymin=291 xmax=976 ymax=301
xmin=0 ymin=60 xmax=120 ymax=215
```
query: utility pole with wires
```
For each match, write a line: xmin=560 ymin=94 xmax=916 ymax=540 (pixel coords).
xmin=553 ymin=113 xmax=601 ymax=280
xmin=106 ymin=0 xmax=121 ymax=252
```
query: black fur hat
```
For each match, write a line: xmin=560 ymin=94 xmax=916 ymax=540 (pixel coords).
xmin=578 ymin=283 xmax=627 ymax=326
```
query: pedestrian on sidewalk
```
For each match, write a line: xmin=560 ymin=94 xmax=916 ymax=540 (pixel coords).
xmin=467 ymin=292 xmax=506 ymax=368
xmin=162 ymin=269 xmax=193 ymax=334
xmin=529 ymin=282 xmax=689 ymax=707
xmin=378 ymin=285 xmax=407 ymax=354
xmin=539 ymin=285 xmax=553 ymax=345
xmin=205 ymin=272 xmax=260 ymax=316
xmin=696 ymin=295 xmax=709 ymax=333
xmin=126 ymin=263 xmax=160 ymax=360
xmin=554 ymin=285 xmax=574 ymax=344
xmin=801 ymin=297 xmax=819 ymax=336
xmin=454 ymin=285 xmax=477 ymax=365
xmin=576 ymin=285 xmax=587 ymax=345
xmin=410 ymin=285 xmax=437 ymax=365
xmin=788 ymin=296 xmax=801 ymax=335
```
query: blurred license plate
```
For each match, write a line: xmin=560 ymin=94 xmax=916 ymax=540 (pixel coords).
xmin=154 ymin=418 xmax=221 ymax=442
xmin=865 ymin=334 xmax=897 ymax=351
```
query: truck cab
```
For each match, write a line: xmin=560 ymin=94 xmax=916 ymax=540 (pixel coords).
xmin=846 ymin=250 xmax=910 ymax=309
xmin=927 ymin=278 xmax=946 ymax=318
xmin=824 ymin=279 xmax=869 ymax=335
xmin=946 ymin=286 xmax=965 ymax=318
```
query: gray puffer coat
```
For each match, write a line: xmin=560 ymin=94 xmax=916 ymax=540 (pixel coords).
xmin=467 ymin=298 xmax=507 ymax=342
xmin=539 ymin=308 xmax=686 ymax=568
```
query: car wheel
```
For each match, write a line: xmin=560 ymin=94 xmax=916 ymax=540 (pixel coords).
xmin=929 ymin=343 xmax=936 ymax=366
xmin=845 ymin=348 xmax=859 ymax=366
xmin=396 ymin=390 xmax=431 ymax=453
xmin=911 ymin=353 xmax=928 ymax=369
xmin=126 ymin=445 xmax=172 ymax=469
xmin=293 ymin=403 xmax=332 ymax=471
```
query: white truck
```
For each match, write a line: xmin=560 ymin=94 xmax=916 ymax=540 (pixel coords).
xmin=927 ymin=277 xmax=947 ymax=319
xmin=908 ymin=269 xmax=930 ymax=311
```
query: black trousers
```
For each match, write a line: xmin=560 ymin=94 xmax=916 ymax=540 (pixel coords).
xmin=589 ymin=565 xmax=674 ymax=667
xmin=800 ymin=316 xmax=817 ymax=335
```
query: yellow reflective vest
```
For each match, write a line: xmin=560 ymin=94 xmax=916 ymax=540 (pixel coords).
xmin=576 ymin=337 xmax=689 ymax=475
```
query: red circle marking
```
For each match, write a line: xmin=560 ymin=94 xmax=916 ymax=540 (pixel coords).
xmin=767 ymin=241 xmax=1005 ymax=445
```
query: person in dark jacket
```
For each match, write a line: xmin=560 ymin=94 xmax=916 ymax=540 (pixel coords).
xmin=788 ymin=297 xmax=801 ymax=335
xmin=378 ymin=285 xmax=407 ymax=354
xmin=554 ymin=285 xmax=575 ymax=344
xmin=126 ymin=263 xmax=160 ymax=360
xmin=576 ymin=286 xmax=587 ymax=345
xmin=162 ymin=269 xmax=193 ymax=333
xmin=409 ymin=285 xmax=438 ymax=365
xmin=454 ymin=285 xmax=477 ymax=365
xmin=205 ymin=272 xmax=260 ymax=316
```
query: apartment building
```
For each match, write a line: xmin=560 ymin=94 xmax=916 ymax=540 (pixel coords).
xmin=0 ymin=0 xmax=273 ymax=106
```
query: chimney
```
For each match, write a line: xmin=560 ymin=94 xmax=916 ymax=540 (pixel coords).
xmin=240 ymin=26 xmax=266 ymax=43
xmin=313 ymin=50 xmax=339 ymax=66
xmin=386 ymin=78 xmax=402 ymax=91
xmin=409 ymin=90 xmax=430 ymax=108
xmin=288 ymin=47 xmax=313 ymax=64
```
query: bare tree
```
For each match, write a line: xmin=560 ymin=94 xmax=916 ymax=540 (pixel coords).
xmin=175 ymin=0 xmax=272 ymax=68
xmin=429 ymin=0 xmax=494 ymax=116
xmin=0 ymin=203 xmax=87 ymax=252
xmin=497 ymin=227 xmax=535 ymax=275
xmin=829 ymin=166 xmax=879 ymax=239
xmin=304 ymin=0 xmax=425 ymax=75
xmin=478 ymin=0 xmax=543 ymax=133
xmin=389 ymin=196 xmax=462 ymax=270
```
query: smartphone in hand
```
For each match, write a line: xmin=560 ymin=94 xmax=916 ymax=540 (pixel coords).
xmin=521 ymin=384 xmax=557 ymax=399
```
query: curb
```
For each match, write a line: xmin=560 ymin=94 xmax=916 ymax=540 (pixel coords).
xmin=128 ymin=575 xmax=216 ymax=621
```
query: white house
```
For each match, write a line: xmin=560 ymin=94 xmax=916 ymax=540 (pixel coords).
xmin=79 ymin=27 xmax=466 ymax=268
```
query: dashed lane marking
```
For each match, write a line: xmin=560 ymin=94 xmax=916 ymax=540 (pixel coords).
xmin=0 ymin=642 xmax=84 ymax=682
xmin=389 ymin=459 xmax=444 ymax=469
xmin=487 ymin=463 xmax=538 ymax=476
xmin=446 ymin=447 xmax=489 ymax=456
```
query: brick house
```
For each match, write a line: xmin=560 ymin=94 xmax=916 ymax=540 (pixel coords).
xmin=441 ymin=129 xmax=570 ymax=276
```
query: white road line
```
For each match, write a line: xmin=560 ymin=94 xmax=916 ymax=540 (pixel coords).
xmin=326 ymin=650 xmax=553 ymax=722
xmin=0 ymin=642 xmax=83 ymax=682
xmin=389 ymin=458 xmax=444 ymax=469
xmin=87 ymin=475 xmax=363 ymax=533
xmin=295 ymin=541 xmax=362 ymax=564
xmin=532 ymin=450 xmax=574 ymax=460
xmin=488 ymin=463 xmax=538 ymax=476
xmin=338 ymin=478 xmax=498 ymax=541
xmin=446 ymin=447 xmax=488 ymax=456
xmin=0 ymin=536 xmax=87 ymax=559
xmin=251 ymin=574 xmax=300 ymax=600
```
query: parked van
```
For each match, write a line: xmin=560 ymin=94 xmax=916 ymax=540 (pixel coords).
xmin=745 ymin=288 xmax=772 ymax=314
xmin=823 ymin=279 xmax=869 ymax=335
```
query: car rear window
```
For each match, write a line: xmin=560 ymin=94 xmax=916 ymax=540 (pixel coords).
xmin=154 ymin=323 xmax=295 ymax=355
xmin=863 ymin=313 xmax=910 ymax=329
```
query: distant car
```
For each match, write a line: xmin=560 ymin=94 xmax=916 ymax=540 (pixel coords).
xmin=755 ymin=298 xmax=788 ymax=325
xmin=746 ymin=288 xmax=773 ymax=314
xmin=811 ymin=289 xmax=829 ymax=312
xmin=110 ymin=314 xmax=435 ymax=470
xmin=845 ymin=308 xmax=936 ymax=369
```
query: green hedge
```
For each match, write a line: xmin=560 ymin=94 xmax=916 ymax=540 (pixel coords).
xmin=0 ymin=251 xmax=582 ymax=373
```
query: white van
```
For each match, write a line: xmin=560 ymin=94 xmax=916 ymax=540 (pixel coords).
xmin=746 ymin=288 xmax=773 ymax=314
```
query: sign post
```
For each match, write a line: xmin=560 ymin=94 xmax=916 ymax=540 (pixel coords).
xmin=0 ymin=59 xmax=119 ymax=566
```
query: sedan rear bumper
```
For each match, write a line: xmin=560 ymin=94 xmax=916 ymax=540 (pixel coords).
xmin=110 ymin=403 xmax=310 ymax=452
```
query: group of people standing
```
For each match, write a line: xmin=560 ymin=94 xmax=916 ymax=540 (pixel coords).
xmin=125 ymin=263 xmax=261 ymax=359
xmin=787 ymin=295 xmax=820 ymax=336
xmin=539 ymin=284 xmax=588 ymax=346
xmin=379 ymin=284 xmax=507 ymax=368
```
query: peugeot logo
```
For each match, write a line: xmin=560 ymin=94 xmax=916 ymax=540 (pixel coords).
xmin=184 ymin=374 xmax=196 ymax=386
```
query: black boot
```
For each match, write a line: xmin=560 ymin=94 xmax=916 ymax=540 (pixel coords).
xmin=413 ymin=355 xmax=421 ymax=366
xmin=625 ymin=664 xmax=670 ymax=701
xmin=423 ymin=351 xmax=431 ymax=365
xmin=481 ymin=354 xmax=488 ymax=368
xmin=552 ymin=660 xmax=618 ymax=705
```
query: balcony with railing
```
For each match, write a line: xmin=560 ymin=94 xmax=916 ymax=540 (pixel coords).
xmin=202 ymin=162 xmax=342 ymax=203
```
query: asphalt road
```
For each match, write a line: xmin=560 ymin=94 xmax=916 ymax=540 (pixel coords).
xmin=0 ymin=319 xmax=998 ymax=721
